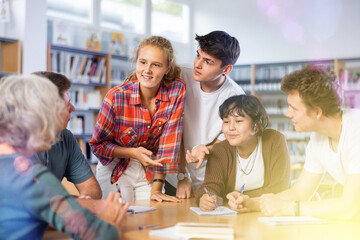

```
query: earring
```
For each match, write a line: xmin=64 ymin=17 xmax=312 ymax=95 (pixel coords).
xmin=222 ymin=73 xmax=225 ymax=76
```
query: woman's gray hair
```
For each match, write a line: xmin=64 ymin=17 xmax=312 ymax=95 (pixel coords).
xmin=0 ymin=74 xmax=66 ymax=154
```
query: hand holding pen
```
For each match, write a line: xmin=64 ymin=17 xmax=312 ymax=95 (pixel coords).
xmin=226 ymin=184 xmax=249 ymax=212
xmin=204 ymin=186 xmax=218 ymax=208
xmin=199 ymin=186 xmax=223 ymax=211
xmin=97 ymin=192 xmax=130 ymax=232
xmin=116 ymin=184 xmax=136 ymax=214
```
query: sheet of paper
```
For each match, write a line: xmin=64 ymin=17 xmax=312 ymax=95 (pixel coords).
xmin=149 ymin=226 xmax=187 ymax=240
xmin=149 ymin=224 xmax=234 ymax=240
xmin=258 ymin=216 xmax=327 ymax=225
xmin=127 ymin=205 xmax=156 ymax=214
xmin=190 ymin=206 xmax=237 ymax=216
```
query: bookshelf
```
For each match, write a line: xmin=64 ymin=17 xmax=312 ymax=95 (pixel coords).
xmin=47 ymin=44 xmax=134 ymax=163
xmin=0 ymin=37 xmax=21 ymax=76
xmin=47 ymin=43 xmax=111 ymax=163
xmin=334 ymin=58 xmax=360 ymax=108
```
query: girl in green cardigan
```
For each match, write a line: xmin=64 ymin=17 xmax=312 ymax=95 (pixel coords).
xmin=196 ymin=95 xmax=290 ymax=211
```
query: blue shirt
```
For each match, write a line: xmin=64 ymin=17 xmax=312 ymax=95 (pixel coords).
xmin=35 ymin=129 xmax=93 ymax=184
xmin=0 ymin=153 xmax=118 ymax=239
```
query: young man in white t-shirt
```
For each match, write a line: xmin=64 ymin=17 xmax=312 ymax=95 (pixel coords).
xmin=165 ymin=31 xmax=245 ymax=198
xmin=227 ymin=65 xmax=360 ymax=220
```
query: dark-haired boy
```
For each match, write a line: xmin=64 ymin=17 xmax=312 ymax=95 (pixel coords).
xmin=166 ymin=31 xmax=245 ymax=198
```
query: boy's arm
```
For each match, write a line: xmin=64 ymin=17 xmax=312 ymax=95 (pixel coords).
xmin=296 ymin=173 xmax=360 ymax=219
xmin=257 ymin=169 xmax=360 ymax=218
xmin=176 ymin=139 xmax=192 ymax=199
xmin=186 ymin=138 xmax=221 ymax=168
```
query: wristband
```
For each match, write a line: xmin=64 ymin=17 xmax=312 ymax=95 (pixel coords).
xmin=294 ymin=201 xmax=300 ymax=216
xmin=153 ymin=179 xmax=165 ymax=184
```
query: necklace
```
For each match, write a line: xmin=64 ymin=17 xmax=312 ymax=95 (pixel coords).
xmin=237 ymin=147 xmax=258 ymax=175
xmin=236 ymin=137 xmax=260 ymax=175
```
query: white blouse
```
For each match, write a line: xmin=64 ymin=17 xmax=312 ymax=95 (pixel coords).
xmin=234 ymin=136 xmax=265 ymax=192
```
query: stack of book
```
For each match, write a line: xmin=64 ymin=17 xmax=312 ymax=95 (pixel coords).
xmin=175 ymin=222 xmax=234 ymax=239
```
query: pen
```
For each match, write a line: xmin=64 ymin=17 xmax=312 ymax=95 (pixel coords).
xmin=116 ymin=183 xmax=126 ymax=203
xmin=240 ymin=184 xmax=245 ymax=194
xmin=138 ymin=223 xmax=160 ymax=230
xmin=127 ymin=208 xmax=135 ymax=214
xmin=204 ymin=186 xmax=218 ymax=208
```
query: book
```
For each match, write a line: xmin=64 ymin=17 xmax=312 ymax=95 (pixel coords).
xmin=110 ymin=32 xmax=126 ymax=56
xmin=175 ymin=222 xmax=234 ymax=239
xmin=149 ymin=223 xmax=234 ymax=240
xmin=258 ymin=216 xmax=327 ymax=225
xmin=190 ymin=206 xmax=237 ymax=216
xmin=85 ymin=29 xmax=101 ymax=51
xmin=52 ymin=20 xmax=72 ymax=46
xmin=126 ymin=35 xmax=144 ymax=57
xmin=70 ymin=55 xmax=81 ymax=80
xmin=92 ymin=57 xmax=106 ymax=83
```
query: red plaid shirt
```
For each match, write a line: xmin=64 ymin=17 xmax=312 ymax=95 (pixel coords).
xmin=89 ymin=78 xmax=185 ymax=184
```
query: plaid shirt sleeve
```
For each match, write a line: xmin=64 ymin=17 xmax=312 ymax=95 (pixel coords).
xmin=154 ymin=79 xmax=186 ymax=174
xmin=89 ymin=91 xmax=118 ymax=165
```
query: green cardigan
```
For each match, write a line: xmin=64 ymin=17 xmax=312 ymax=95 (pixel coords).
xmin=195 ymin=129 xmax=291 ymax=205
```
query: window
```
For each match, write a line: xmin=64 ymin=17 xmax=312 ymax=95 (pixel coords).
xmin=47 ymin=0 xmax=92 ymax=23
xmin=151 ymin=0 xmax=189 ymax=43
xmin=100 ymin=0 xmax=146 ymax=34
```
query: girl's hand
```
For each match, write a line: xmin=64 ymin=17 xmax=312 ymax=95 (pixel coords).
xmin=226 ymin=191 xmax=249 ymax=212
xmin=133 ymin=147 xmax=164 ymax=167
xmin=199 ymin=193 xmax=217 ymax=211
xmin=150 ymin=191 xmax=181 ymax=203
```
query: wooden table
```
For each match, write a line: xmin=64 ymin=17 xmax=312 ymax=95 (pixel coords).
xmin=44 ymin=198 xmax=360 ymax=240
xmin=124 ymin=199 xmax=360 ymax=240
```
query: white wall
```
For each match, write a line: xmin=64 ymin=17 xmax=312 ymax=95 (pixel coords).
xmin=191 ymin=0 xmax=360 ymax=64
xmin=23 ymin=0 xmax=47 ymax=74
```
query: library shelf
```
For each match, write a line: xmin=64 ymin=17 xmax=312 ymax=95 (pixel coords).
xmin=0 ymin=37 xmax=21 ymax=75
xmin=47 ymin=43 xmax=114 ymax=163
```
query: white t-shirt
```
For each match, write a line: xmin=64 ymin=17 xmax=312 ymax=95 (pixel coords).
xmin=235 ymin=137 xmax=265 ymax=191
xmin=304 ymin=109 xmax=360 ymax=185
xmin=166 ymin=66 xmax=245 ymax=190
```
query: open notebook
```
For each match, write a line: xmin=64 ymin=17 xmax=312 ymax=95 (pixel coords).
xmin=190 ymin=206 xmax=237 ymax=216
xmin=258 ymin=216 xmax=327 ymax=225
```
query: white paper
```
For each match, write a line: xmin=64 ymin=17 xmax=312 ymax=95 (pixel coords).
xmin=190 ymin=206 xmax=237 ymax=216
xmin=258 ymin=216 xmax=327 ymax=225
xmin=127 ymin=205 xmax=156 ymax=214
xmin=149 ymin=226 xmax=188 ymax=240
xmin=149 ymin=224 xmax=234 ymax=240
